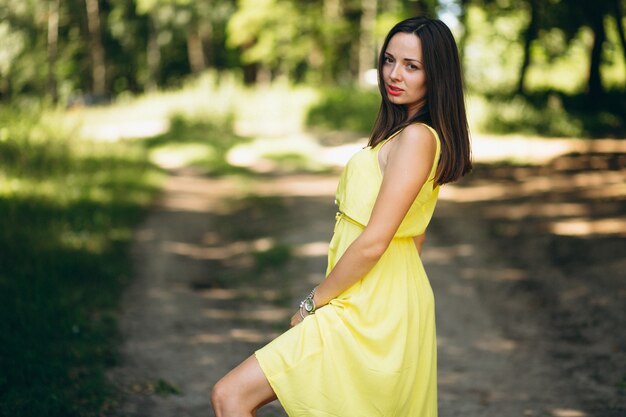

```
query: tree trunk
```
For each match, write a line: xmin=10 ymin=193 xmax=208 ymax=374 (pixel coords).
xmin=358 ymin=0 xmax=377 ymax=86
xmin=587 ymin=12 xmax=606 ymax=101
xmin=322 ymin=0 xmax=343 ymax=82
xmin=201 ymin=20 xmax=213 ymax=68
xmin=187 ymin=26 xmax=206 ymax=74
xmin=146 ymin=10 xmax=160 ymax=91
xmin=47 ymin=0 xmax=60 ymax=103
xmin=324 ymin=0 xmax=342 ymax=19
xmin=612 ymin=0 xmax=626 ymax=67
xmin=84 ymin=0 xmax=106 ymax=95
xmin=458 ymin=0 xmax=470 ymax=62
xmin=517 ymin=0 xmax=539 ymax=95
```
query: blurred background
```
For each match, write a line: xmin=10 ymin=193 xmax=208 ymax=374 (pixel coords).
xmin=0 ymin=0 xmax=624 ymax=416
xmin=1 ymin=0 xmax=625 ymax=135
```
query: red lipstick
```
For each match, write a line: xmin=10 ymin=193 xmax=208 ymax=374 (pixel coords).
xmin=386 ymin=85 xmax=403 ymax=96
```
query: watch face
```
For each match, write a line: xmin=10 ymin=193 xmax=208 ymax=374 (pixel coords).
xmin=304 ymin=298 xmax=315 ymax=312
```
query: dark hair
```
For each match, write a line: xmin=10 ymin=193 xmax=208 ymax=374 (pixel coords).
xmin=368 ymin=16 xmax=472 ymax=185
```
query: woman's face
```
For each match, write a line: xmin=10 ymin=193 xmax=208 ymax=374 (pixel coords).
xmin=381 ymin=32 xmax=427 ymax=118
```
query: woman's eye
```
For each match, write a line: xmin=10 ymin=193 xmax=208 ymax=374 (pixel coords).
xmin=384 ymin=56 xmax=393 ymax=64
xmin=407 ymin=64 xmax=418 ymax=70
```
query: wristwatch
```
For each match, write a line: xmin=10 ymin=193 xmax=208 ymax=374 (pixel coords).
xmin=300 ymin=287 xmax=317 ymax=316
xmin=301 ymin=295 xmax=316 ymax=314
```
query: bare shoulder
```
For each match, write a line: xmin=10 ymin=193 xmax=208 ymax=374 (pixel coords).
xmin=391 ymin=123 xmax=436 ymax=155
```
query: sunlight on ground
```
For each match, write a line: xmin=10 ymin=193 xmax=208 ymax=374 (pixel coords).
xmin=473 ymin=135 xmax=583 ymax=163
xmin=292 ymin=241 xmax=331 ymax=257
xmin=550 ymin=217 xmax=626 ymax=237
xmin=421 ymin=244 xmax=474 ymax=263
xmin=474 ymin=337 xmax=517 ymax=353
xmin=440 ymin=169 xmax=625 ymax=203
xmin=78 ymin=119 xmax=169 ymax=141
xmin=227 ymin=133 xmax=367 ymax=171
xmin=460 ymin=267 xmax=528 ymax=282
xmin=202 ymin=307 xmax=289 ymax=322
xmin=472 ymin=135 xmax=626 ymax=164
xmin=163 ymin=237 xmax=275 ymax=261
xmin=151 ymin=143 xmax=215 ymax=169
xmin=245 ymin=175 xmax=338 ymax=198
xmin=550 ymin=408 xmax=587 ymax=417
xmin=230 ymin=328 xmax=279 ymax=343
xmin=482 ymin=202 xmax=588 ymax=219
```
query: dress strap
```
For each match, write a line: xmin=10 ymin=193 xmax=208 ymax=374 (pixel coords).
xmin=373 ymin=128 xmax=404 ymax=149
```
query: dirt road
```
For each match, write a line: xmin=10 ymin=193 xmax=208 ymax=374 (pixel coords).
xmin=107 ymin=138 xmax=625 ymax=417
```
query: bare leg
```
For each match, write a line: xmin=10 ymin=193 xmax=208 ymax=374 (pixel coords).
xmin=212 ymin=354 xmax=278 ymax=417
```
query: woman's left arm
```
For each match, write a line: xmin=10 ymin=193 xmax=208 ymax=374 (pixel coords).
xmin=293 ymin=124 xmax=436 ymax=323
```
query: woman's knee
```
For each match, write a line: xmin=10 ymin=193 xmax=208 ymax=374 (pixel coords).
xmin=211 ymin=377 xmax=238 ymax=413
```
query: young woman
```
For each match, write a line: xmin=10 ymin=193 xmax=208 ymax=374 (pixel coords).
xmin=212 ymin=16 xmax=472 ymax=417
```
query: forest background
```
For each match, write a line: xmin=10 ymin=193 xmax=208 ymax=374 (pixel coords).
xmin=0 ymin=0 xmax=625 ymax=416
xmin=1 ymin=0 xmax=625 ymax=136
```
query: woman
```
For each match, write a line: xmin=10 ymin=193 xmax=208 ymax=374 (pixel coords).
xmin=212 ymin=16 xmax=472 ymax=417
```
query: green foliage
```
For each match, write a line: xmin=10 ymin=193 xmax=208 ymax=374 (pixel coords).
xmin=1 ymin=0 xmax=624 ymax=138
xmin=463 ymin=4 xmax=529 ymax=92
xmin=153 ymin=379 xmax=182 ymax=397
xmin=145 ymin=112 xmax=253 ymax=175
xmin=252 ymin=243 xmax=292 ymax=272
xmin=227 ymin=0 xmax=314 ymax=73
xmin=474 ymin=90 xmax=626 ymax=137
xmin=306 ymin=88 xmax=380 ymax=134
xmin=474 ymin=93 xmax=582 ymax=136
xmin=0 ymin=107 xmax=162 ymax=416
xmin=260 ymin=151 xmax=332 ymax=173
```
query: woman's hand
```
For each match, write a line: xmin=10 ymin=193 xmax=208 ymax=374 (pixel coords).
xmin=290 ymin=309 xmax=308 ymax=327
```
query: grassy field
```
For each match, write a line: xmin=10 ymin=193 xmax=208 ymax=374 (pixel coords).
xmin=0 ymin=108 xmax=162 ymax=416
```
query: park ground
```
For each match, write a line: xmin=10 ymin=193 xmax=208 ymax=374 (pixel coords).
xmin=104 ymin=123 xmax=626 ymax=417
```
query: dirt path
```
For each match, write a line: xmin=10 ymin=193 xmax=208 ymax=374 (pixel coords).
xmin=107 ymin=139 xmax=624 ymax=416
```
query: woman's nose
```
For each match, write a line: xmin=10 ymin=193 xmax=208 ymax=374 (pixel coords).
xmin=389 ymin=64 xmax=401 ymax=81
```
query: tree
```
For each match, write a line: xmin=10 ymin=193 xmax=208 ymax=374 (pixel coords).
xmin=587 ymin=6 xmax=607 ymax=99
xmin=47 ymin=0 xmax=61 ymax=102
xmin=227 ymin=0 xmax=318 ymax=83
xmin=550 ymin=0 xmax=614 ymax=99
xmin=358 ymin=0 xmax=377 ymax=85
xmin=516 ymin=0 xmax=538 ymax=95
xmin=85 ymin=0 xmax=107 ymax=94
xmin=613 ymin=0 xmax=626 ymax=66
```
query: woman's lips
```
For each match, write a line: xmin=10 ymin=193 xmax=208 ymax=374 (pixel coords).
xmin=386 ymin=85 xmax=403 ymax=96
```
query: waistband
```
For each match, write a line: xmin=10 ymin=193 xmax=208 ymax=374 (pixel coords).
xmin=335 ymin=210 xmax=365 ymax=228
xmin=335 ymin=210 xmax=423 ymax=240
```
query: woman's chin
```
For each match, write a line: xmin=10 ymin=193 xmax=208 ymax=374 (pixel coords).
xmin=387 ymin=95 xmax=404 ymax=104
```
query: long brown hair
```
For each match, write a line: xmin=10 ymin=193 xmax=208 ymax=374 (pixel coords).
xmin=368 ymin=16 xmax=472 ymax=185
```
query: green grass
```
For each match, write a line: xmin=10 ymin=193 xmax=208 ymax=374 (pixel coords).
xmin=306 ymin=87 xmax=379 ymax=134
xmin=143 ymin=112 xmax=253 ymax=175
xmin=252 ymin=243 xmax=292 ymax=272
xmin=0 ymin=107 xmax=162 ymax=416
xmin=472 ymin=90 xmax=626 ymax=138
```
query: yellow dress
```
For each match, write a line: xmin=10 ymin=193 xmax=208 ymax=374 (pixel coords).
xmin=255 ymin=123 xmax=440 ymax=417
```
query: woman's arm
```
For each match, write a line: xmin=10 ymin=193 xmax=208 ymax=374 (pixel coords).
xmin=295 ymin=124 xmax=436 ymax=321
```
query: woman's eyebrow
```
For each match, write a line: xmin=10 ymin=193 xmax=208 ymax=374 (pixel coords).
xmin=385 ymin=52 xmax=422 ymax=64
